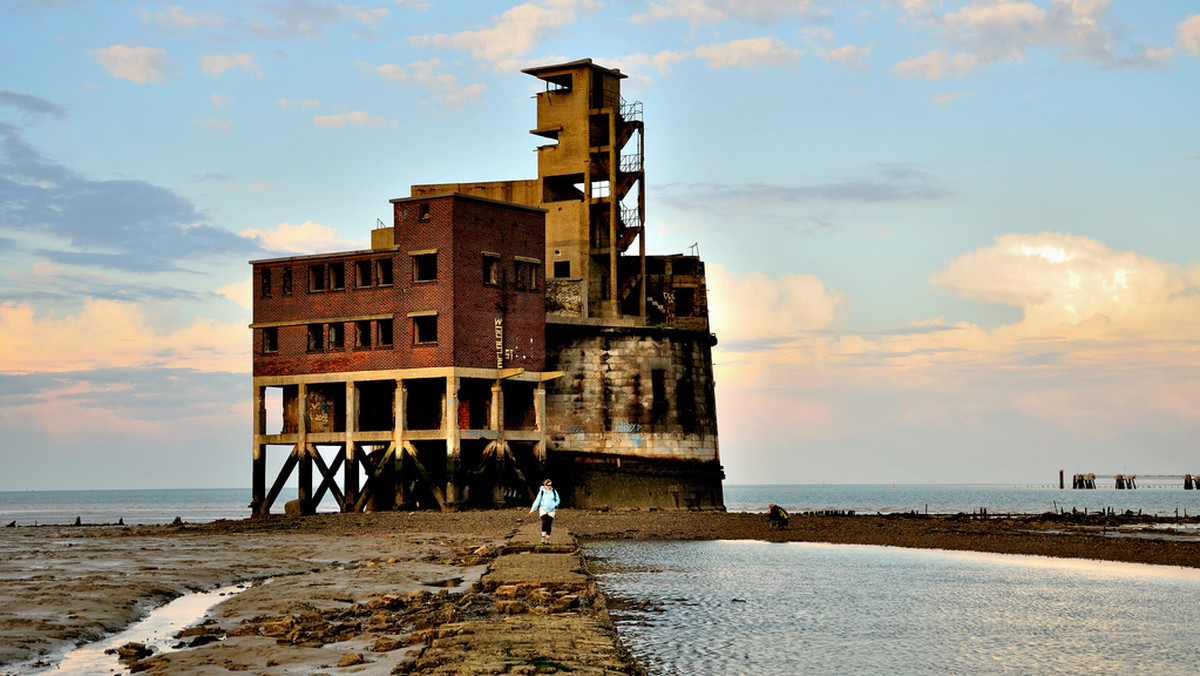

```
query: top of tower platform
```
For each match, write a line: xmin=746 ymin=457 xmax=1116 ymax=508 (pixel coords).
xmin=521 ymin=59 xmax=626 ymax=81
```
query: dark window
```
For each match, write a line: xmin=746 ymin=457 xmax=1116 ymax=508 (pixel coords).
xmin=376 ymin=258 xmax=393 ymax=286
xmin=329 ymin=263 xmax=345 ymax=290
xmin=482 ymin=254 xmax=500 ymax=287
xmin=516 ymin=261 xmax=539 ymax=291
xmin=413 ymin=253 xmax=437 ymax=282
xmin=355 ymin=260 xmax=372 ymax=288
xmin=418 ymin=203 xmax=431 ymax=221
xmin=553 ymin=261 xmax=570 ymax=278
xmin=355 ymin=320 xmax=371 ymax=349
xmin=282 ymin=267 xmax=293 ymax=295
xmin=378 ymin=319 xmax=393 ymax=347
xmin=309 ymin=264 xmax=326 ymax=292
xmin=675 ymin=287 xmax=695 ymax=317
xmin=307 ymin=324 xmax=324 ymax=351
xmin=328 ymin=322 xmax=344 ymax=349
xmin=413 ymin=315 xmax=438 ymax=345
xmin=263 ymin=327 xmax=278 ymax=353
xmin=260 ymin=269 xmax=272 ymax=297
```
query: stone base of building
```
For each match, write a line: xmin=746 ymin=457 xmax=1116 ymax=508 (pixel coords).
xmin=546 ymin=451 xmax=725 ymax=510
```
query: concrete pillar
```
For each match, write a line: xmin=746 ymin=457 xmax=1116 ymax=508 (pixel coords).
xmin=252 ymin=383 xmax=266 ymax=516
xmin=394 ymin=379 xmax=407 ymax=506
xmin=535 ymin=382 xmax=547 ymax=465
xmin=297 ymin=382 xmax=312 ymax=514
xmin=444 ymin=375 xmax=461 ymax=510
xmin=343 ymin=380 xmax=358 ymax=511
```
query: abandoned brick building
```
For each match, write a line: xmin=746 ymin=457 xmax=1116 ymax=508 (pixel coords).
xmin=250 ymin=59 xmax=724 ymax=514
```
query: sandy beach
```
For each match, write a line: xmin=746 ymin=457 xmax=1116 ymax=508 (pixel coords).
xmin=2 ymin=509 xmax=1198 ymax=674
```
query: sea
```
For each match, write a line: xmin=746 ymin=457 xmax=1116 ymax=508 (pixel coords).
xmin=3 ymin=483 xmax=1199 ymax=526
xmin=4 ymin=484 xmax=1200 ymax=674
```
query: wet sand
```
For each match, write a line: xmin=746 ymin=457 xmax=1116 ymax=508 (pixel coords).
xmin=2 ymin=509 xmax=1198 ymax=674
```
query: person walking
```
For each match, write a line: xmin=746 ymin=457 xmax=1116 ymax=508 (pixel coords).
xmin=529 ymin=479 xmax=560 ymax=543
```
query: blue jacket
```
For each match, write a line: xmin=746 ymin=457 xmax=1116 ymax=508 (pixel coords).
xmin=530 ymin=486 xmax=560 ymax=516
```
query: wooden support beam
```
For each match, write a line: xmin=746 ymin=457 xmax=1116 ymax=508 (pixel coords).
xmin=403 ymin=441 xmax=447 ymax=510
xmin=264 ymin=444 xmax=301 ymax=513
xmin=352 ymin=443 xmax=393 ymax=513
xmin=311 ymin=446 xmax=346 ymax=509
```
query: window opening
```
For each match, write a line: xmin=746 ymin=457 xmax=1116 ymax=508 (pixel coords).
xmin=553 ymin=261 xmax=571 ymax=278
xmin=307 ymin=324 xmax=324 ymax=352
xmin=376 ymin=258 xmax=393 ymax=286
xmin=418 ymin=203 xmax=431 ymax=221
xmin=482 ymin=254 xmax=501 ymax=287
xmin=355 ymin=260 xmax=372 ymax=288
xmin=328 ymin=322 xmax=344 ymax=349
xmin=516 ymin=260 xmax=538 ymax=291
xmin=413 ymin=315 xmax=438 ymax=345
xmin=413 ymin=253 xmax=437 ymax=282
xmin=378 ymin=319 xmax=393 ymax=347
xmin=260 ymin=269 xmax=272 ymax=297
xmin=675 ymin=287 xmax=695 ymax=317
xmin=282 ymin=267 xmax=293 ymax=295
xmin=308 ymin=264 xmax=326 ymax=293
xmin=263 ymin=327 xmax=278 ymax=353
xmin=329 ymin=263 xmax=345 ymax=291
xmin=355 ymin=320 xmax=372 ymax=349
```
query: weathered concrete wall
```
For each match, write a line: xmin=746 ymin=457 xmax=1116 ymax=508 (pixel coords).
xmin=549 ymin=452 xmax=724 ymax=511
xmin=544 ymin=322 xmax=723 ymax=509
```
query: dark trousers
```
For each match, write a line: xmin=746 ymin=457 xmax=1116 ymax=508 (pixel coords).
xmin=541 ymin=514 xmax=554 ymax=535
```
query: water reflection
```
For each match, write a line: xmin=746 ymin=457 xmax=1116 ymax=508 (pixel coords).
xmin=588 ymin=541 xmax=1200 ymax=675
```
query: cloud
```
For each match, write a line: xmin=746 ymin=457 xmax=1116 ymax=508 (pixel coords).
xmin=708 ymin=264 xmax=843 ymax=344
xmin=1179 ymin=14 xmax=1200 ymax=56
xmin=610 ymin=51 xmax=691 ymax=76
xmin=201 ymin=53 xmax=262 ymax=78
xmin=693 ymin=37 xmax=802 ymax=69
xmin=632 ymin=0 xmax=821 ymax=25
xmin=357 ymin=59 xmax=486 ymax=109
xmin=0 ymin=124 xmax=253 ymax=272
xmin=250 ymin=0 xmax=345 ymax=39
xmin=139 ymin=6 xmax=228 ymax=30
xmin=210 ymin=94 xmax=235 ymax=109
xmin=930 ymin=90 xmax=975 ymax=104
xmin=411 ymin=0 xmax=600 ymax=69
xmin=311 ymin=110 xmax=395 ymax=129
xmin=277 ymin=98 xmax=322 ymax=108
xmin=893 ymin=49 xmax=980 ymax=79
xmin=929 ymin=232 xmax=1188 ymax=332
xmin=891 ymin=0 xmax=1176 ymax=79
xmin=825 ymin=44 xmax=871 ymax=69
xmin=217 ymin=278 xmax=252 ymax=310
xmin=239 ymin=221 xmax=366 ymax=254
xmin=190 ymin=117 xmax=233 ymax=132
xmin=0 ymin=299 xmax=246 ymax=375
xmin=0 ymin=90 xmax=66 ymax=118
xmin=660 ymin=164 xmax=949 ymax=214
xmin=340 ymin=5 xmax=388 ymax=24
xmin=709 ymin=232 xmax=1200 ymax=480
xmin=89 ymin=45 xmax=172 ymax=85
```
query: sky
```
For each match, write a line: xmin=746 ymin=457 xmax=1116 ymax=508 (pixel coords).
xmin=1 ymin=0 xmax=1198 ymax=490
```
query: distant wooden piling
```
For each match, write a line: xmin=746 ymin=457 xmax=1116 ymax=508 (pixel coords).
xmin=1186 ymin=474 xmax=1197 ymax=490
xmin=1072 ymin=473 xmax=1096 ymax=489
xmin=1114 ymin=474 xmax=1136 ymax=489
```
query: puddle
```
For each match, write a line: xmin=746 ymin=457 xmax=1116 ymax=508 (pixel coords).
xmin=5 ymin=583 xmax=247 ymax=675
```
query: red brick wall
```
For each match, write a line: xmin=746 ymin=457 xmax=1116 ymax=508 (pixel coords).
xmin=253 ymin=194 xmax=546 ymax=377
